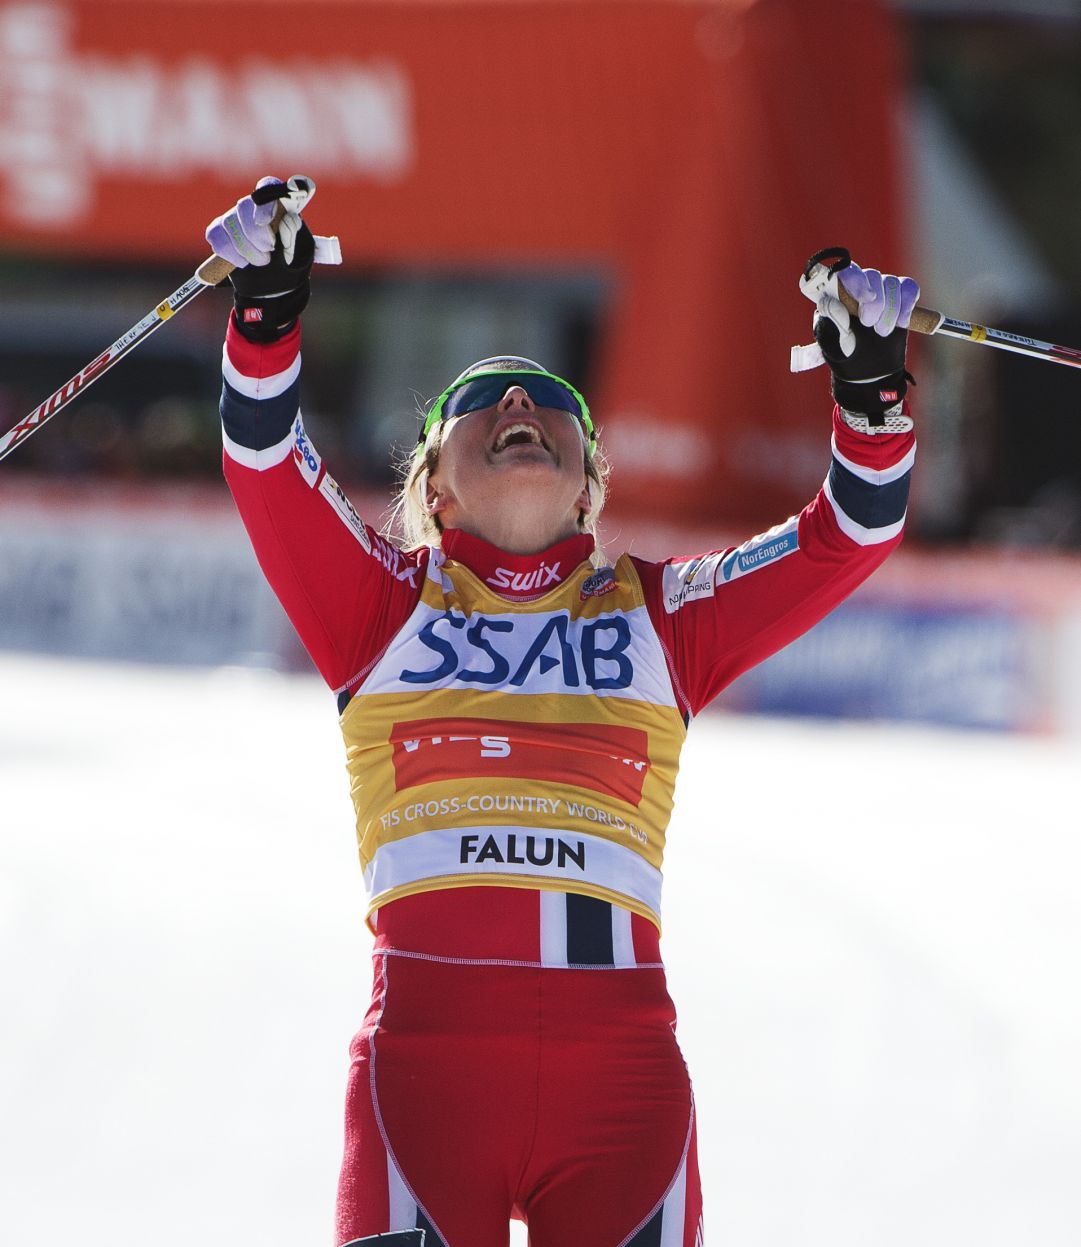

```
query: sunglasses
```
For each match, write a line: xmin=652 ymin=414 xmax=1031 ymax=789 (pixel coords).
xmin=418 ymin=369 xmax=595 ymax=456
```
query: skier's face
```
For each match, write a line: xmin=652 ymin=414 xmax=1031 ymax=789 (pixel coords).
xmin=426 ymin=385 xmax=591 ymax=549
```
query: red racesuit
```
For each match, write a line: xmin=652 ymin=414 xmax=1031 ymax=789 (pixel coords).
xmin=220 ymin=318 xmax=914 ymax=1247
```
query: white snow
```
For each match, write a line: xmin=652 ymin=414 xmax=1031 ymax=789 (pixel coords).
xmin=1 ymin=654 xmax=1079 ymax=1246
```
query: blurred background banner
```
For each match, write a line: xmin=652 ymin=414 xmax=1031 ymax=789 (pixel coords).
xmin=2 ymin=0 xmax=1081 ymax=733
xmin=0 ymin=0 xmax=904 ymax=524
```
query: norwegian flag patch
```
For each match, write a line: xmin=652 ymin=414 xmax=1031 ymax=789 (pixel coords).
xmin=243 ymin=308 xmax=264 ymax=323
xmin=879 ymin=388 xmax=899 ymax=403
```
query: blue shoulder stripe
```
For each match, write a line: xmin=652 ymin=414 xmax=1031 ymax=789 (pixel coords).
xmin=219 ymin=376 xmax=300 ymax=452
xmin=828 ymin=454 xmax=910 ymax=532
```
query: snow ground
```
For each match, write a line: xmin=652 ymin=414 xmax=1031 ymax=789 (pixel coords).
xmin=1 ymin=654 xmax=1079 ymax=1247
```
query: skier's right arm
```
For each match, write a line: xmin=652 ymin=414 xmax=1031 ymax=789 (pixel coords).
xmin=209 ymin=178 xmax=424 ymax=695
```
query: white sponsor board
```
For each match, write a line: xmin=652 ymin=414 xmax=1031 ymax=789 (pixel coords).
xmin=0 ymin=494 xmax=302 ymax=667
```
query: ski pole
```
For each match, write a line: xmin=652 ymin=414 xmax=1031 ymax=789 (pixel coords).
xmin=0 ymin=184 xmax=290 ymax=464
xmin=803 ymin=247 xmax=1081 ymax=372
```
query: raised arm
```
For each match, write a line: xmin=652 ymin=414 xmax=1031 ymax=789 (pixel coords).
xmin=207 ymin=177 xmax=424 ymax=697
xmin=640 ymin=252 xmax=920 ymax=716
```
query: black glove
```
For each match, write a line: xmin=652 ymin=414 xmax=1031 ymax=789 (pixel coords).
xmin=799 ymin=247 xmax=919 ymax=429
xmin=204 ymin=175 xmax=341 ymax=344
xmin=229 ymin=216 xmax=315 ymax=343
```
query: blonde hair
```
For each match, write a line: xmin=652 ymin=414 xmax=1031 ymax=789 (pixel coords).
xmin=388 ymin=420 xmax=610 ymax=552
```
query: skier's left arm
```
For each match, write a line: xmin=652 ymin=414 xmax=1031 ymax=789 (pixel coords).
xmin=638 ymin=253 xmax=920 ymax=717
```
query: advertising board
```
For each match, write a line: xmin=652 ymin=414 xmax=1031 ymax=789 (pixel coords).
xmin=0 ymin=0 xmax=906 ymax=528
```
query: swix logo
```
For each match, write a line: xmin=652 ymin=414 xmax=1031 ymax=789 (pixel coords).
xmin=371 ymin=536 xmax=419 ymax=587
xmin=0 ymin=4 xmax=413 ymax=231
xmin=399 ymin=611 xmax=634 ymax=691
xmin=242 ymin=308 xmax=264 ymax=323
xmin=487 ymin=562 xmax=561 ymax=594
xmin=11 ymin=347 xmax=111 ymax=443
xmin=879 ymin=389 xmax=899 ymax=403
xmin=389 ymin=717 xmax=650 ymax=804
xmin=580 ymin=567 xmax=618 ymax=599
xmin=460 ymin=832 xmax=586 ymax=872
xmin=291 ymin=415 xmax=321 ymax=486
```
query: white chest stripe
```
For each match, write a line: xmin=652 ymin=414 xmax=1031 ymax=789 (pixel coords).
xmin=539 ymin=890 xmax=569 ymax=968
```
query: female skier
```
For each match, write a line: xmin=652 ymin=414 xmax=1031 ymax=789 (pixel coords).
xmin=206 ymin=177 xmax=919 ymax=1247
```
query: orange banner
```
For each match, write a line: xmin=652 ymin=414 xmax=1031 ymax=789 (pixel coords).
xmin=0 ymin=0 xmax=907 ymax=527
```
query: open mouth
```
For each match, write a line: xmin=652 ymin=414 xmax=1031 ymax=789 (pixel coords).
xmin=492 ymin=422 xmax=549 ymax=453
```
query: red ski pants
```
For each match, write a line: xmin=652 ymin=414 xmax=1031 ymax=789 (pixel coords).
xmin=335 ymin=950 xmax=703 ymax=1246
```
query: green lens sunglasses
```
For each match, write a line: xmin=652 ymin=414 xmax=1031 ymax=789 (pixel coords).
xmin=418 ymin=366 xmax=595 ymax=457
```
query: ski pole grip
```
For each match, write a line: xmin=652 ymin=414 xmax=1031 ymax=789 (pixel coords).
xmin=835 ymin=284 xmax=944 ymax=337
xmin=196 ymin=254 xmax=237 ymax=285
xmin=195 ymin=201 xmax=288 ymax=286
